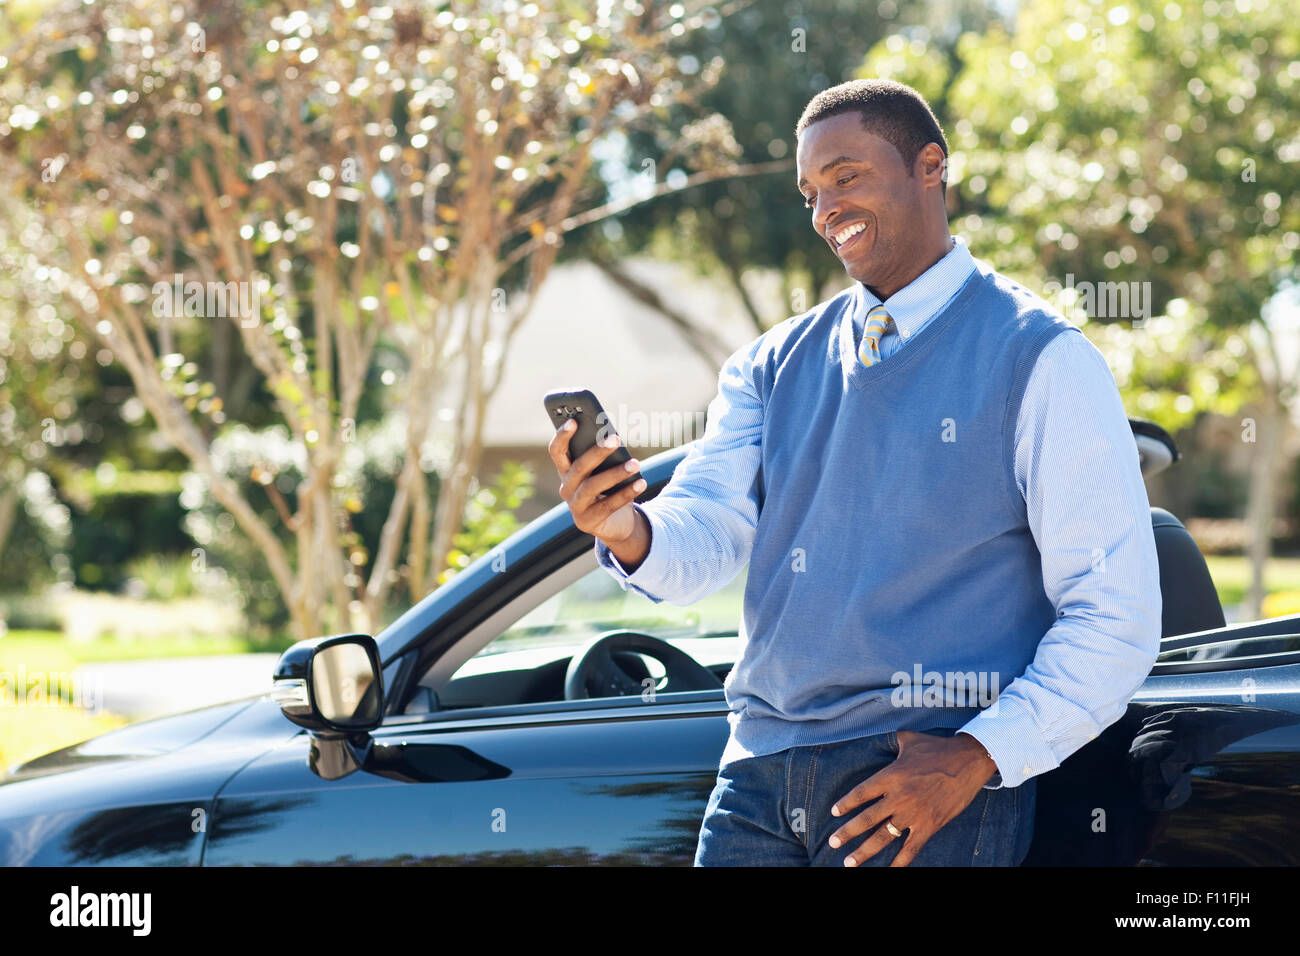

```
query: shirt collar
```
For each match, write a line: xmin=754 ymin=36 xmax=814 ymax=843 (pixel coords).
xmin=853 ymin=234 xmax=977 ymax=341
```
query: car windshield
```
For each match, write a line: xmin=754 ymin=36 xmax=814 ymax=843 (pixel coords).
xmin=475 ymin=563 xmax=748 ymax=658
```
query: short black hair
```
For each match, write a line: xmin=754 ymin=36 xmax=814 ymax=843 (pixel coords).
xmin=795 ymin=79 xmax=949 ymax=196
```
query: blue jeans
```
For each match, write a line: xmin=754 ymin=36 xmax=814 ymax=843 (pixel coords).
xmin=694 ymin=726 xmax=1036 ymax=866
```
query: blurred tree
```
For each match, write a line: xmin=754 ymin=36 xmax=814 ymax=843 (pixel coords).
xmin=444 ymin=460 xmax=535 ymax=578
xmin=866 ymin=0 xmax=1300 ymax=617
xmin=0 ymin=205 xmax=88 ymax=589
xmin=0 ymin=0 xmax=761 ymax=640
xmin=0 ymin=198 xmax=203 ymax=597
xmin=564 ymin=0 xmax=1000 ymax=352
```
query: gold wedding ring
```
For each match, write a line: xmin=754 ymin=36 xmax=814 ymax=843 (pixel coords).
xmin=885 ymin=821 xmax=903 ymax=838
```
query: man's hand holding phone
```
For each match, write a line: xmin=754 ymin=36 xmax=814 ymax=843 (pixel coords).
xmin=548 ymin=418 xmax=652 ymax=573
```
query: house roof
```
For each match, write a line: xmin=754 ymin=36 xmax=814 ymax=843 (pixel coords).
xmin=446 ymin=256 xmax=771 ymax=448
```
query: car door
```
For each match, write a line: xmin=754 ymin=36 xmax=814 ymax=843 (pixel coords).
xmin=1022 ymin=623 xmax=1300 ymax=867
xmin=1132 ymin=645 xmax=1300 ymax=866
xmin=202 ymin=559 xmax=746 ymax=866
xmin=201 ymin=697 xmax=729 ymax=865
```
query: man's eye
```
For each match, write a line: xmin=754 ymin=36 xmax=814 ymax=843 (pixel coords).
xmin=837 ymin=174 xmax=856 ymax=186
xmin=803 ymin=196 xmax=815 ymax=208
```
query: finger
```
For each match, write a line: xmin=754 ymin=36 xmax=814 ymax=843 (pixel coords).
xmin=547 ymin=418 xmax=578 ymax=473
xmin=573 ymin=432 xmax=623 ymax=474
xmin=888 ymin=830 xmax=930 ymax=868
xmin=573 ymin=457 xmax=643 ymax=510
xmin=827 ymin=796 xmax=892 ymax=853
xmin=830 ymin=770 xmax=889 ymax=818
xmin=579 ymin=476 xmax=647 ymax=533
xmin=559 ymin=434 xmax=622 ymax=499
xmin=844 ymin=819 xmax=910 ymax=867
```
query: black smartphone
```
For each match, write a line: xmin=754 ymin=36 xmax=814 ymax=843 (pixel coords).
xmin=543 ymin=388 xmax=641 ymax=495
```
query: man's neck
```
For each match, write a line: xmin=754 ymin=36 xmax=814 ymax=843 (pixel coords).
xmin=863 ymin=234 xmax=955 ymax=301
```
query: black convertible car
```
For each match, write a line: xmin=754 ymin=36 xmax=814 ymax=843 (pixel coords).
xmin=2 ymin=419 xmax=1298 ymax=866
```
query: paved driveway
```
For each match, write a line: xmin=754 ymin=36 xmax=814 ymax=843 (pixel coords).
xmin=71 ymin=654 xmax=281 ymax=722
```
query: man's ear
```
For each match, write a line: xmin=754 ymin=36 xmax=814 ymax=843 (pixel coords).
xmin=917 ymin=143 xmax=946 ymax=188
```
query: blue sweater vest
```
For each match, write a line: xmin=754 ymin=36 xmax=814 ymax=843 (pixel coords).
xmin=722 ymin=260 xmax=1075 ymax=763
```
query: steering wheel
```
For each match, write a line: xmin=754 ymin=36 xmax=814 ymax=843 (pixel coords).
xmin=564 ymin=630 xmax=724 ymax=700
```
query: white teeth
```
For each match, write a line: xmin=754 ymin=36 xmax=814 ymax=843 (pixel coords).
xmin=834 ymin=222 xmax=866 ymax=245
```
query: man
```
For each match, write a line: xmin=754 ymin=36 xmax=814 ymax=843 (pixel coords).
xmin=548 ymin=79 xmax=1162 ymax=866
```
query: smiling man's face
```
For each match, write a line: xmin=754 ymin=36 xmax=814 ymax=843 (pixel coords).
xmin=796 ymin=111 xmax=939 ymax=300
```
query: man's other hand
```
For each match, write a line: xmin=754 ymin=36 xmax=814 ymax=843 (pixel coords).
xmin=825 ymin=730 xmax=999 ymax=867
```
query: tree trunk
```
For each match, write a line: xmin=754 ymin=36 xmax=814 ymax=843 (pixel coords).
xmin=709 ymin=221 xmax=768 ymax=336
xmin=1244 ymin=387 xmax=1283 ymax=620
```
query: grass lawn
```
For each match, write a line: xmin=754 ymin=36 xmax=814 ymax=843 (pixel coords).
xmin=0 ymin=629 xmax=268 ymax=663
xmin=0 ymin=635 xmax=125 ymax=772
xmin=0 ymin=630 xmax=282 ymax=775
xmin=1204 ymin=555 xmax=1300 ymax=614
xmin=0 ymin=705 xmax=128 ymax=775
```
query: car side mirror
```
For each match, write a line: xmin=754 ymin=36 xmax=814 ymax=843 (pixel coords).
xmin=271 ymin=633 xmax=384 ymax=737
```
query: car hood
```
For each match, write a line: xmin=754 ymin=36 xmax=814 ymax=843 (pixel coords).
xmin=2 ymin=694 xmax=295 ymax=783
xmin=0 ymin=696 xmax=302 ymax=865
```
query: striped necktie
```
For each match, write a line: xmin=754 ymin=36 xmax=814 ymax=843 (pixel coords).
xmin=858 ymin=304 xmax=892 ymax=367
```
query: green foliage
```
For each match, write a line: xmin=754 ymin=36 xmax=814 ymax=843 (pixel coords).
xmin=440 ymin=461 xmax=536 ymax=584
xmin=0 ymin=497 xmax=61 ymax=595
xmin=179 ymin=416 xmax=418 ymax=633
xmin=66 ymin=489 xmax=189 ymax=592
xmin=1191 ymin=455 xmax=1250 ymax=519
xmin=1081 ymin=308 xmax=1258 ymax=432
xmin=121 ymin=553 xmax=201 ymax=601
xmin=865 ymin=0 xmax=1300 ymax=426
xmin=61 ymin=468 xmax=184 ymax=501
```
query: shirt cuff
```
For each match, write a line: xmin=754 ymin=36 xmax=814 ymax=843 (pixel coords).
xmin=957 ymin=697 xmax=1061 ymax=789
xmin=593 ymin=502 xmax=671 ymax=603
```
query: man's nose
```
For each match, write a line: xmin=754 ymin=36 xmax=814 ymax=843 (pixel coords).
xmin=812 ymin=195 xmax=843 ymax=232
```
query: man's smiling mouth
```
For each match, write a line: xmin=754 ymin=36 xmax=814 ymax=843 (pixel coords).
xmin=832 ymin=222 xmax=865 ymax=245
xmin=832 ymin=221 xmax=869 ymax=253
